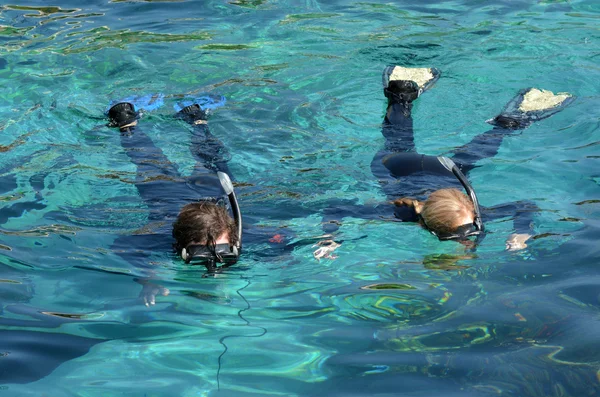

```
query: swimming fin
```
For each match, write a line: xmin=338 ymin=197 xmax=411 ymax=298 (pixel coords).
xmin=382 ymin=66 xmax=441 ymax=99
xmin=106 ymin=93 xmax=165 ymax=128
xmin=173 ymin=94 xmax=226 ymax=114
xmin=176 ymin=103 xmax=208 ymax=124
xmin=107 ymin=102 xmax=137 ymax=128
xmin=487 ymin=87 xmax=574 ymax=129
xmin=107 ymin=93 xmax=164 ymax=114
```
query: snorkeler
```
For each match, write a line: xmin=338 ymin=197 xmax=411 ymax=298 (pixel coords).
xmin=106 ymin=95 xmax=243 ymax=303
xmin=371 ymin=65 xmax=574 ymax=249
xmin=106 ymin=94 xmax=332 ymax=305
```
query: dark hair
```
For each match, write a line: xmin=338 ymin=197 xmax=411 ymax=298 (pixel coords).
xmin=172 ymin=201 xmax=238 ymax=253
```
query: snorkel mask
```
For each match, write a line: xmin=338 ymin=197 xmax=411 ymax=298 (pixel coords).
xmin=424 ymin=157 xmax=484 ymax=241
xmin=179 ymin=171 xmax=243 ymax=269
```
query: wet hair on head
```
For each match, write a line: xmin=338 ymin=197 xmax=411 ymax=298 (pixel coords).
xmin=420 ymin=188 xmax=475 ymax=236
xmin=172 ymin=201 xmax=238 ymax=253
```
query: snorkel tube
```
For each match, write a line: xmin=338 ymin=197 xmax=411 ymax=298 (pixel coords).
xmin=217 ymin=171 xmax=242 ymax=253
xmin=437 ymin=156 xmax=484 ymax=233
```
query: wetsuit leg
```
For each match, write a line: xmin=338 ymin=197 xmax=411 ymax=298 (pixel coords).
xmin=189 ymin=123 xmax=233 ymax=177
xmin=176 ymin=105 xmax=233 ymax=178
xmin=112 ymin=125 xmax=188 ymax=271
xmin=119 ymin=127 xmax=180 ymax=183
xmin=378 ymin=70 xmax=438 ymax=153
xmin=449 ymin=87 xmax=573 ymax=175
xmin=371 ymin=100 xmax=417 ymax=181
xmin=119 ymin=126 xmax=190 ymax=222
xmin=448 ymin=126 xmax=518 ymax=175
xmin=382 ymin=101 xmax=416 ymax=152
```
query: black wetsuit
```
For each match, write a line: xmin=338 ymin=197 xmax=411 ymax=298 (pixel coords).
xmin=368 ymin=100 xmax=537 ymax=235
xmin=108 ymin=115 xmax=237 ymax=266
xmin=110 ymin=112 xmax=306 ymax=268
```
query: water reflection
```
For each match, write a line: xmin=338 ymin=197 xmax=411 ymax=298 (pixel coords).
xmin=0 ymin=0 xmax=598 ymax=395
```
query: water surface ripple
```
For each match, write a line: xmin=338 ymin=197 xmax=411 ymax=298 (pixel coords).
xmin=0 ymin=0 xmax=599 ymax=396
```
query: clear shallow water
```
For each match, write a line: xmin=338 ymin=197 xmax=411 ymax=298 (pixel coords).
xmin=0 ymin=0 xmax=599 ymax=396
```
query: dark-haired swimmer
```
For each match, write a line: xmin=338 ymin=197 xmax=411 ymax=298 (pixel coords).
xmin=106 ymin=95 xmax=331 ymax=305
xmin=106 ymin=95 xmax=245 ymax=305
xmin=108 ymin=97 xmax=242 ymax=262
xmin=370 ymin=66 xmax=574 ymax=249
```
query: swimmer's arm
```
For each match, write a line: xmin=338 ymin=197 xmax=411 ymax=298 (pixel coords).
xmin=111 ymin=234 xmax=172 ymax=306
xmin=135 ymin=277 xmax=170 ymax=307
xmin=243 ymin=218 xmax=347 ymax=261
xmin=320 ymin=200 xmax=394 ymax=234
xmin=319 ymin=200 xmax=395 ymax=259
xmin=391 ymin=197 xmax=423 ymax=222
xmin=483 ymin=200 xmax=538 ymax=251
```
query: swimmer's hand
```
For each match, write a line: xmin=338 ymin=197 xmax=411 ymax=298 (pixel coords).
xmin=505 ymin=233 xmax=532 ymax=251
xmin=313 ymin=239 xmax=341 ymax=260
xmin=139 ymin=282 xmax=170 ymax=307
xmin=392 ymin=197 xmax=423 ymax=214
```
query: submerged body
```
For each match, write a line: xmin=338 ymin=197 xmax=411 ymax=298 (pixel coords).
xmin=107 ymin=98 xmax=240 ymax=266
xmin=370 ymin=66 xmax=573 ymax=247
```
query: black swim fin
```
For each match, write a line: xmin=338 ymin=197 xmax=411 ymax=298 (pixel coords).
xmin=176 ymin=103 xmax=208 ymax=124
xmin=382 ymin=65 xmax=441 ymax=101
xmin=107 ymin=102 xmax=138 ymax=128
xmin=487 ymin=87 xmax=574 ymax=130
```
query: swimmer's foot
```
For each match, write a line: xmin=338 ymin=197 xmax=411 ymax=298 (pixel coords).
xmin=487 ymin=87 xmax=574 ymax=130
xmin=107 ymin=94 xmax=164 ymax=133
xmin=382 ymin=65 xmax=441 ymax=105
xmin=174 ymin=94 xmax=226 ymax=125
xmin=176 ymin=104 xmax=209 ymax=125
xmin=107 ymin=102 xmax=138 ymax=133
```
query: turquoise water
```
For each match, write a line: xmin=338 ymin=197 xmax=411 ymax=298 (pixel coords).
xmin=1 ymin=0 xmax=599 ymax=396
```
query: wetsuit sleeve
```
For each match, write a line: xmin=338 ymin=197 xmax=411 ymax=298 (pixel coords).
xmin=482 ymin=200 xmax=538 ymax=234
xmin=381 ymin=152 xmax=455 ymax=178
xmin=319 ymin=199 xmax=394 ymax=233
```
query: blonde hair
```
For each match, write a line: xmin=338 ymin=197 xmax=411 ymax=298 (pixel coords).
xmin=420 ymin=188 xmax=474 ymax=235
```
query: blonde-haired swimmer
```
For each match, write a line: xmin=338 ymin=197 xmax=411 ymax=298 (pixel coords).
xmin=394 ymin=188 xmax=475 ymax=238
xmin=370 ymin=66 xmax=574 ymax=249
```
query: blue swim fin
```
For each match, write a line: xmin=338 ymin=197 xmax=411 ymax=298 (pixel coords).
xmin=106 ymin=93 xmax=165 ymax=115
xmin=173 ymin=94 xmax=226 ymax=114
